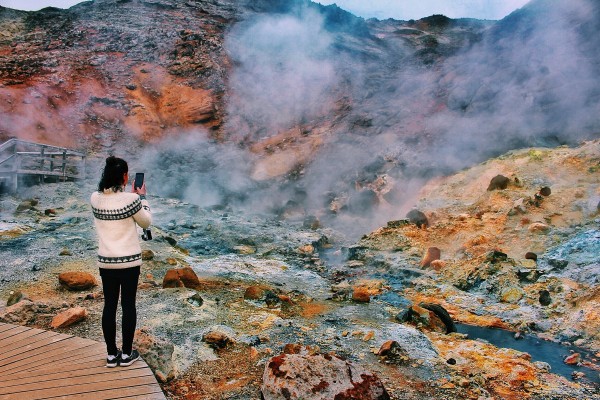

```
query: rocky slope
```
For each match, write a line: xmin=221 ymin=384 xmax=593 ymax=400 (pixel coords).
xmin=0 ymin=141 xmax=599 ymax=399
xmin=1 ymin=0 xmax=600 ymax=399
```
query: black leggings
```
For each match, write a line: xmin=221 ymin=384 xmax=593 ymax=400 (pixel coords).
xmin=99 ymin=266 xmax=140 ymax=356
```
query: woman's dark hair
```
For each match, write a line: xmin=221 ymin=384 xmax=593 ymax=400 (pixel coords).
xmin=98 ymin=156 xmax=128 ymax=192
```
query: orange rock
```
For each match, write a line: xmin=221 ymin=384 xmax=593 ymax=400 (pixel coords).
xmin=420 ymin=247 xmax=441 ymax=268
xmin=429 ymin=260 xmax=446 ymax=271
xmin=352 ymin=287 xmax=371 ymax=303
xmin=51 ymin=307 xmax=87 ymax=329
xmin=244 ymin=286 xmax=265 ymax=300
xmin=162 ymin=267 xmax=202 ymax=290
xmin=58 ymin=272 xmax=96 ymax=291
xmin=564 ymin=353 xmax=581 ymax=365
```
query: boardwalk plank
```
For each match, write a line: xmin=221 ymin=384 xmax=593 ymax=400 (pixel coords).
xmin=13 ymin=351 xmax=106 ymax=375
xmin=0 ymin=367 xmax=154 ymax=395
xmin=2 ymin=375 xmax=159 ymax=400
xmin=0 ymin=328 xmax=53 ymax=350
xmin=0 ymin=323 xmax=165 ymax=400
xmin=3 ymin=363 xmax=147 ymax=385
xmin=0 ymin=338 xmax=98 ymax=372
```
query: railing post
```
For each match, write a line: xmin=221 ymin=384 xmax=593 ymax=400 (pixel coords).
xmin=62 ymin=150 xmax=67 ymax=181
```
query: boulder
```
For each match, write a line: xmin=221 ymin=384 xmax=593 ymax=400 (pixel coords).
xmin=528 ymin=222 xmax=550 ymax=233
xmin=539 ymin=186 xmax=551 ymax=196
xmin=420 ymin=247 xmax=441 ymax=268
xmin=16 ymin=199 xmax=39 ymax=212
xmin=141 ymin=249 xmax=155 ymax=260
xmin=525 ymin=252 xmax=538 ymax=261
xmin=135 ymin=327 xmax=175 ymax=382
xmin=7 ymin=290 xmax=25 ymax=306
xmin=487 ymin=175 xmax=510 ymax=191
xmin=539 ymin=290 xmax=552 ymax=306
xmin=352 ymin=287 xmax=371 ymax=303
xmin=51 ymin=307 xmax=87 ymax=329
xmin=244 ymin=286 xmax=266 ymax=300
xmin=500 ymin=286 xmax=524 ymax=303
xmin=406 ymin=209 xmax=428 ymax=228
xmin=162 ymin=267 xmax=202 ymax=290
xmin=202 ymin=326 xmax=236 ymax=349
xmin=261 ymin=352 xmax=390 ymax=400
xmin=0 ymin=299 xmax=37 ymax=324
xmin=58 ymin=272 xmax=97 ymax=291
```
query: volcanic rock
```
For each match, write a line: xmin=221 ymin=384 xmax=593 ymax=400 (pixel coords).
xmin=162 ymin=266 xmax=202 ymax=290
xmin=539 ymin=186 xmax=551 ymax=196
xmin=141 ymin=249 xmax=155 ymax=260
xmin=377 ymin=340 xmax=409 ymax=364
xmin=352 ymin=287 xmax=371 ymax=303
xmin=500 ymin=286 xmax=524 ymax=303
xmin=58 ymin=271 xmax=97 ymax=291
xmin=406 ymin=209 xmax=429 ymax=228
xmin=303 ymin=215 xmax=320 ymax=230
xmin=187 ymin=293 xmax=203 ymax=307
xmin=202 ymin=327 xmax=236 ymax=349
xmin=487 ymin=175 xmax=510 ymax=191
xmin=525 ymin=252 xmax=538 ymax=261
xmin=135 ymin=327 xmax=175 ymax=382
xmin=563 ymin=353 xmax=581 ymax=365
xmin=16 ymin=199 xmax=39 ymax=212
xmin=420 ymin=247 xmax=441 ymax=268
xmin=0 ymin=299 xmax=37 ymax=324
xmin=539 ymin=290 xmax=552 ymax=306
xmin=261 ymin=352 xmax=390 ymax=400
xmin=265 ymin=291 xmax=281 ymax=307
xmin=50 ymin=306 xmax=87 ymax=329
xmin=59 ymin=248 xmax=72 ymax=256
xmin=244 ymin=286 xmax=266 ymax=300
xmin=6 ymin=290 xmax=25 ymax=306
xmin=528 ymin=222 xmax=550 ymax=233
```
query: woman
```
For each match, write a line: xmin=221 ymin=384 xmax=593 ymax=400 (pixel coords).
xmin=91 ymin=156 xmax=151 ymax=367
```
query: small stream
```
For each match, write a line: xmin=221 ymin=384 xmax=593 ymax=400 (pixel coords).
xmin=456 ymin=324 xmax=600 ymax=385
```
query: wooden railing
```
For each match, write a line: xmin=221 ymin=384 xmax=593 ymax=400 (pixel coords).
xmin=0 ymin=139 xmax=86 ymax=192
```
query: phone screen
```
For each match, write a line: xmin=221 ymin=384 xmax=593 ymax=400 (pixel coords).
xmin=134 ymin=172 xmax=144 ymax=189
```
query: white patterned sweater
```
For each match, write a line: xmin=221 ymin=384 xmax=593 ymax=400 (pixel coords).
xmin=91 ymin=190 xmax=152 ymax=269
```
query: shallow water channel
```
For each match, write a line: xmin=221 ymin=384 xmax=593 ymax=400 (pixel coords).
xmin=456 ymin=324 xmax=600 ymax=386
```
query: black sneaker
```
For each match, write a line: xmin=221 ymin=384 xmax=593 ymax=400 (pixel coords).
xmin=120 ymin=349 xmax=140 ymax=367
xmin=106 ymin=350 xmax=122 ymax=368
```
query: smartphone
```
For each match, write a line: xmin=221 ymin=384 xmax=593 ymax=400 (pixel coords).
xmin=134 ymin=172 xmax=144 ymax=190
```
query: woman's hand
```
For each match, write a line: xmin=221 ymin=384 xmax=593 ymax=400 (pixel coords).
xmin=132 ymin=182 xmax=147 ymax=196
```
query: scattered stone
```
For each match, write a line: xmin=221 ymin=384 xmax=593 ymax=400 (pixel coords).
xmin=233 ymin=245 xmax=256 ymax=254
xmin=347 ymin=246 xmax=368 ymax=261
xmin=420 ymin=247 xmax=441 ymax=268
xmin=525 ymin=252 xmax=538 ymax=261
xmin=166 ymin=257 xmax=178 ymax=266
xmin=546 ymin=258 xmax=569 ymax=270
xmin=51 ymin=306 xmax=87 ymax=329
xmin=58 ymin=271 xmax=97 ymax=291
xmin=487 ymin=175 xmax=510 ymax=191
xmin=265 ymin=291 xmax=281 ymax=307
xmin=162 ymin=267 xmax=202 ymax=290
xmin=419 ymin=303 xmax=456 ymax=333
xmin=244 ymin=286 xmax=266 ymax=300
xmin=303 ymin=215 xmax=320 ymax=230
xmin=533 ymin=361 xmax=551 ymax=372
xmin=429 ymin=260 xmax=446 ymax=271
xmin=539 ymin=186 xmax=551 ymax=196
xmin=510 ymin=198 xmax=527 ymax=215
xmin=298 ymin=244 xmax=314 ymax=254
xmin=44 ymin=208 xmax=56 ymax=216
xmin=141 ymin=249 xmax=155 ymax=260
xmin=446 ymin=358 xmax=457 ymax=365
xmin=135 ymin=327 xmax=175 ymax=382
xmin=517 ymin=268 xmax=540 ymax=283
xmin=528 ymin=222 xmax=550 ymax=233
xmin=7 ymin=290 xmax=25 ymax=306
xmin=538 ymin=290 xmax=552 ymax=306
xmin=203 ymin=329 xmax=235 ymax=349
xmin=485 ymin=250 xmax=508 ymax=263
xmin=571 ymin=371 xmax=586 ymax=380
xmin=283 ymin=344 xmax=320 ymax=355
xmin=563 ymin=353 xmax=581 ymax=365
xmin=0 ymin=299 xmax=37 ymax=324
xmin=500 ymin=286 xmax=524 ymax=303
xmin=363 ymin=331 xmax=375 ymax=341
xmin=59 ymin=248 xmax=72 ymax=256
xmin=261 ymin=352 xmax=390 ymax=400
xmin=406 ymin=209 xmax=428 ymax=228
xmin=352 ymin=287 xmax=371 ymax=303
xmin=187 ymin=293 xmax=203 ymax=307
xmin=125 ymin=83 xmax=137 ymax=90
xmin=16 ymin=199 xmax=39 ymax=212
xmin=386 ymin=219 xmax=409 ymax=228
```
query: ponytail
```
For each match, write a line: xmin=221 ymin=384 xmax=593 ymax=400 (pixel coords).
xmin=98 ymin=156 xmax=128 ymax=192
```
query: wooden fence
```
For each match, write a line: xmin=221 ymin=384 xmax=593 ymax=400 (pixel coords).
xmin=0 ymin=139 xmax=86 ymax=192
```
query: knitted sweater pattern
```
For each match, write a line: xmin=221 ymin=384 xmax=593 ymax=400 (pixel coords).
xmin=91 ymin=190 xmax=152 ymax=269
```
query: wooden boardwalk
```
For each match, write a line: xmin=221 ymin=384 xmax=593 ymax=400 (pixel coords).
xmin=0 ymin=322 xmax=166 ymax=400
